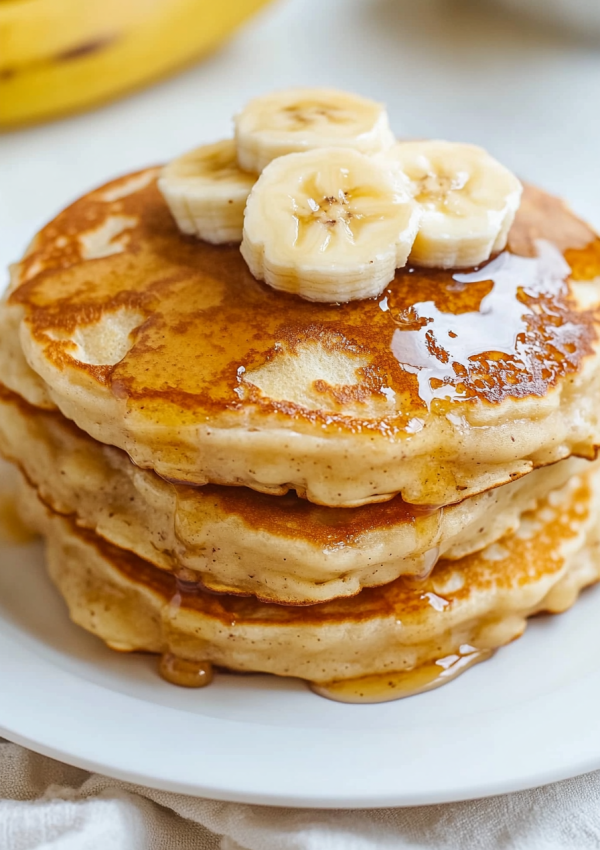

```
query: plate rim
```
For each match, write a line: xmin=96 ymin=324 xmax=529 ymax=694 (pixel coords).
xmin=2 ymin=722 xmax=600 ymax=809
xmin=3 ymin=592 xmax=600 ymax=809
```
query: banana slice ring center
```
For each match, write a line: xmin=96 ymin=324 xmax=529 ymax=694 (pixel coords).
xmin=414 ymin=171 xmax=470 ymax=209
xmin=282 ymin=102 xmax=354 ymax=131
xmin=295 ymin=174 xmax=384 ymax=250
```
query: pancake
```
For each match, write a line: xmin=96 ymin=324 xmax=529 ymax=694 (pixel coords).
xmin=16 ymin=466 xmax=600 ymax=701
xmin=0 ymin=381 xmax=587 ymax=604
xmin=3 ymin=171 xmax=600 ymax=507
xmin=0 ymin=292 xmax=54 ymax=411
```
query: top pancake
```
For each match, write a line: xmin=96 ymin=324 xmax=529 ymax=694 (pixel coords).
xmin=6 ymin=168 xmax=600 ymax=506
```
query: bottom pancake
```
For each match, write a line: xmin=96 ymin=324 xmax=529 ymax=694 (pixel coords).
xmin=17 ymin=468 xmax=600 ymax=702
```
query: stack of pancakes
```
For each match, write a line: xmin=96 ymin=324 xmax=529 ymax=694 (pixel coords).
xmin=2 ymin=169 xmax=600 ymax=702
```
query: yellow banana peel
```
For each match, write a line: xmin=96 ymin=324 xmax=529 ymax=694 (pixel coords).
xmin=0 ymin=0 xmax=272 ymax=128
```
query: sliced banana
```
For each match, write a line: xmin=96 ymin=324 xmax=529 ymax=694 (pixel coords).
xmin=234 ymin=88 xmax=395 ymax=174
xmin=241 ymin=147 xmax=420 ymax=303
xmin=158 ymin=140 xmax=256 ymax=244
xmin=379 ymin=141 xmax=523 ymax=268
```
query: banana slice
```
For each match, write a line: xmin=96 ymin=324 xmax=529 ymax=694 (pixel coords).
xmin=380 ymin=141 xmax=523 ymax=268
xmin=158 ymin=140 xmax=256 ymax=244
xmin=241 ymin=147 xmax=420 ymax=303
xmin=234 ymin=88 xmax=395 ymax=173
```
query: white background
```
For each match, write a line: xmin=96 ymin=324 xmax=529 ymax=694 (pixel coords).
xmin=2 ymin=0 xmax=600 ymax=284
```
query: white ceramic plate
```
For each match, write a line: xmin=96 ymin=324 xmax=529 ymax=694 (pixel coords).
xmin=2 ymin=515 xmax=600 ymax=809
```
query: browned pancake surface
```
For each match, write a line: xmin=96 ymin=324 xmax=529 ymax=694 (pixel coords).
xmin=10 ymin=173 xmax=600 ymax=437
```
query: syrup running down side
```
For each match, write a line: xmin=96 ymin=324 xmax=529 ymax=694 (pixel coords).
xmin=0 ymin=494 xmax=36 ymax=545
xmin=0 ymin=462 xmax=36 ymax=544
xmin=159 ymin=653 xmax=213 ymax=688
xmin=311 ymin=647 xmax=493 ymax=704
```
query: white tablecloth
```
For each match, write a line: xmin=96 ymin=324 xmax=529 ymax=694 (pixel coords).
xmin=2 ymin=740 xmax=600 ymax=849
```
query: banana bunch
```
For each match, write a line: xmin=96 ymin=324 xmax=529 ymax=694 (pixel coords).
xmin=0 ymin=0 xmax=271 ymax=128
xmin=159 ymin=88 xmax=523 ymax=303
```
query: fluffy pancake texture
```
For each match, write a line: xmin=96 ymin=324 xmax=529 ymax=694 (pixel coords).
xmin=0 ymin=382 xmax=587 ymax=605
xmin=16 ymin=466 xmax=600 ymax=691
xmin=3 ymin=172 xmax=600 ymax=506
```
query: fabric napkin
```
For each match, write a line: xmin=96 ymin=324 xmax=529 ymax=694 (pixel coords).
xmin=2 ymin=739 xmax=600 ymax=849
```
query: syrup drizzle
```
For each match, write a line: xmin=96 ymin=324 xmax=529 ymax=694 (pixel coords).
xmin=411 ymin=546 xmax=441 ymax=582
xmin=311 ymin=646 xmax=493 ymax=704
xmin=0 ymin=494 xmax=36 ymax=544
xmin=389 ymin=240 xmax=575 ymax=408
xmin=0 ymin=461 xmax=36 ymax=544
xmin=159 ymin=653 xmax=213 ymax=688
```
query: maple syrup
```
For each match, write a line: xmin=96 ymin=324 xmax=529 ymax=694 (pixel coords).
xmin=0 ymin=479 xmax=36 ymax=544
xmin=311 ymin=647 xmax=493 ymax=703
xmin=158 ymin=653 xmax=213 ymax=688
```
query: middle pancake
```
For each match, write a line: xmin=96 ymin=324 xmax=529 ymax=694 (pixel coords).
xmin=0 ymin=381 xmax=589 ymax=605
